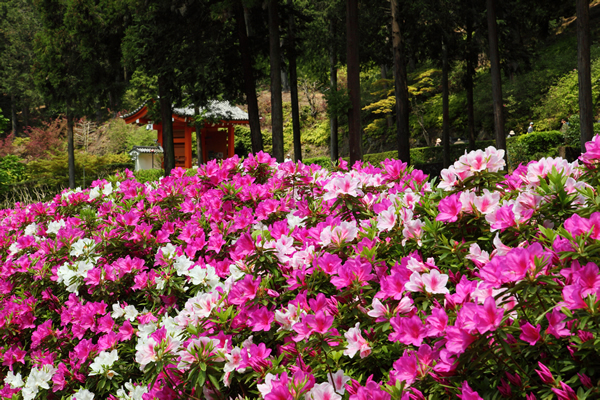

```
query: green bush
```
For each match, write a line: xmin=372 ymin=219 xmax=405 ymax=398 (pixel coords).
xmin=26 ymin=152 xmax=133 ymax=188
xmin=134 ymin=168 xmax=165 ymax=184
xmin=507 ymin=131 xmax=564 ymax=169
xmin=0 ymin=155 xmax=26 ymax=194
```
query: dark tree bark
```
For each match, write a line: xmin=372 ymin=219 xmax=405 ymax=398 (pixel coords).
xmin=487 ymin=0 xmax=506 ymax=157
xmin=577 ymin=0 xmax=594 ymax=150
xmin=269 ymin=0 xmax=284 ymax=162
xmin=329 ymin=19 xmax=339 ymax=161
xmin=66 ymin=106 xmax=75 ymax=189
xmin=466 ymin=14 xmax=476 ymax=151
xmin=158 ymin=77 xmax=175 ymax=177
xmin=391 ymin=0 xmax=410 ymax=164
xmin=287 ymin=0 xmax=301 ymax=162
xmin=442 ymin=39 xmax=451 ymax=168
xmin=235 ymin=4 xmax=263 ymax=154
xmin=347 ymin=0 xmax=362 ymax=164
xmin=194 ymin=105 xmax=204 ymax=166
xmin=11 ymin=94 xmax=18 ymax=136
xmin=22 ymin=104 xmax=29 ymax=130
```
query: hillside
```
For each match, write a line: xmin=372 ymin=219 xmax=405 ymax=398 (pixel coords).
xmin=248 ymin=2 xmax=600 ymax=159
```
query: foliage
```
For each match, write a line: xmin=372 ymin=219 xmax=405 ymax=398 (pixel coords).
xmin=26 ymin=152 xmax=133 ymax=188
xmin=563 ymin=115 xmax=600 ymax=150
xmin=88 ymin=118 xmax=156 ymax=156
xmin=121 ymin=71 xmax=158 ymax=112
xmin=0 ymin=108 xmax=9 ymax=132
xmin=507 ymin=130 xmax=565 ymax=169
xmin=0 ymin=154 xmax=25 ymax=194
xmin=133 ymin=168 xmax=165 ymax=184
xmin=533 ymin=53 xmax=600 ymax=130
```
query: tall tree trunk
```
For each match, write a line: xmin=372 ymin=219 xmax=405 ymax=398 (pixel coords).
xmin=194 ymin=105 xmax=204 ymax=166
xmin=442 ymin=39 xmax=451 ymax=168
xmin=329 ymin=19 xmax=339 ymax=161
xmin=158 ymin=77 xmax=175 ymax=177
xmin=577 ymin=0 xmax=594 ymax=150
xmin=22 ymin=104 xmax=29 ymax=130
xmin=347 ymin=0 xmax=362 ymax=164
xmin=269 ymin=0 xmax=284 ymax=162
xmin=66 ymin=105 xmax=75 ymax=189
xmin=236 ymin=3 xmax=263 ymax=154
xmin=466 ymin=14 xmax=476 ymax=151
xmin=487 ymin=0 xmax=506 ymax=158
xmin=287 ymin=0 xmax=301 ymax=162
xmin=11 ymin=94 xmax=18 ymax=137
xmin=391 ymin=0 xmax=410 ymax=164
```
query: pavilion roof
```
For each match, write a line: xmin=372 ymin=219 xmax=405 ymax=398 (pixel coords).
xmin=122 ymin=100 xmax=249 ymax=122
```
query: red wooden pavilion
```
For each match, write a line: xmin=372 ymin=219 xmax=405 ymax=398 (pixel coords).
xmin=123 ymin=100 xmax=249 ymax=168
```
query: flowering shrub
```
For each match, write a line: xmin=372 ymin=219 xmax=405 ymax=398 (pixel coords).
xmin=2 ymin=142 xmax=600 ymax=400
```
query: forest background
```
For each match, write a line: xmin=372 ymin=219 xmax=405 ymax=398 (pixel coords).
xmin=0 ymin=0 xmax=599 ymax=201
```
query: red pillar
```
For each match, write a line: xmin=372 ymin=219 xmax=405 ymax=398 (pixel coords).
xmin=185 ymin=125 xmax=192 ymax=168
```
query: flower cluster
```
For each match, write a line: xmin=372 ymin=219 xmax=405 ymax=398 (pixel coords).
xmin=1 ymin=140 xmax=600 ymax=400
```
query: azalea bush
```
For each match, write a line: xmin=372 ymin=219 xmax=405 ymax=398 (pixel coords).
xmin=3 ymin=137 xmax=600 ymax=400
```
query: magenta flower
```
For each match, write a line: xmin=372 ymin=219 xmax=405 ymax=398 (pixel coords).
xmin=551 ymin=381 xmax=577 ymax=400
xmin=249 ymin=306 xmax=275 ymax=332
xmin=229 ymin=274 xmax=261 ymax=305
xmin=436 ymin=193 xmax=461 ymax=222
xmin=535 ymin=362 xmax=555 ymax=384
xmin=390 ymin=315 xmax=426 ymax=347
xmin=305 ymin=310 xmax=334 ymax=335
xmin=390 ymin=353 xmax=417 ymax=386
xmin=475 ymin=296 xmax=504 ymax=334
xmin=545 ymin=309 xmax=570 ymax=338
xmin=519 ymin=322 xmax=542 ymax=345
xmin=457 ymin=381 xmax=483 ymax=400
xmin=425 ymin=307 xmax=448 ymax=337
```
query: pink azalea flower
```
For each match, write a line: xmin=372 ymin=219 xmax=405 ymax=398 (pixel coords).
xmin=344 ymin=323 xmax=371 ymax=358
xmin=327 ymin=370 xmax=351 ymax=395
xmin=309 ymin=382 xmax=341 ymax=400
xmin=473 ymin=189 xmax=500 ymax=215
xmin=519 ymin=322 xmax=542 ymax=345
xmin=390 ymin=315 xmax=426 ymax=347
xmin=404 ymin=271 xmax=424 ymax=293
xmin=551 ymin=381 xmax=577 ymax=400
xmin=535 ymin=362 xmax=555 ymax=384
xmin=436 ymin=193 xmax=461 ymax=223
xmin=575 ymin=262 xmax=600 ymax=297
xmin=421 ymin=269 xmax=450 ymax=294
xmin=249 ymin=306 xmax=275 ymax=332
xmin=485 ymin=204 xmax=516 ymax=232
xmin=377 ymin=207 xmax=397 ymax=232
xmin=426 ymin=307 xmax=448 ymax=337
xmin=475 ymin=296 xmax=504 ymax=334
xmin=229 ymin=275 xmax=261 ymax=305
xmin=305 ymin=310 xmax=334 ymax=334
xmin=390 ymin=353 xmax=417 ymax=386
xmin=545 ymin=309 xmax=570 ymax=338
xmin=458 ymin=381 xmax=484 ymax=400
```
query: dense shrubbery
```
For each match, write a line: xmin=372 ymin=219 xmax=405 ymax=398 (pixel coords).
xmin=3 ymin=138 xmax=600 ymax=399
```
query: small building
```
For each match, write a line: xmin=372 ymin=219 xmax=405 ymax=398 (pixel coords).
xmin=122 ymin=100 xmax=249 ymax=169
xmin=129 ymin=145 xmax=164 ymax=171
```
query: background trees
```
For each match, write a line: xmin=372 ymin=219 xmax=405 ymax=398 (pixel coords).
xmin=0 ymin=0 xmax=597 ymax=181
